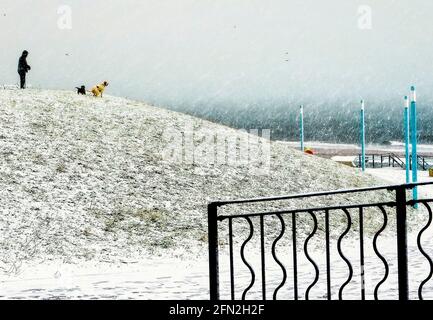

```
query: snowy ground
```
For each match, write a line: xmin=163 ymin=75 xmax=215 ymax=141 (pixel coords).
xmin=367 ymin=167 xmax=433 ymax=198
xmin=0 ymin=88 xmax=431 ymax=300
xmin=0 ymin=88 xmax=388 ymax=266
xmin=2 ymin=231 xmax=433 ymax=300
xmin=2 ymin=159 xmax=430 ymax=300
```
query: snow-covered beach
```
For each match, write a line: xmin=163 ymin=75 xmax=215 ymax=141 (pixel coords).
xmin=0 ymin=89 xmax=432 ymax=300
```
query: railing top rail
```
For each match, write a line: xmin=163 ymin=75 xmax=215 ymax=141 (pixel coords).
xmin=357 ymin=153 xmax=431 ymax=157
xmin=210 ymin=182 xmax=433 ymax=207
xmin=217 ymin=201 xmax=396 ymax=221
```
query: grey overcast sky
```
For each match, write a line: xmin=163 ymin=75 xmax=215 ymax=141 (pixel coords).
xmin=1 ymin=0 xmax=433 ymax=107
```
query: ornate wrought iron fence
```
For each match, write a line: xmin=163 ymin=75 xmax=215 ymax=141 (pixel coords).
xmin=208 ymin=182 xmax=433 ymax=300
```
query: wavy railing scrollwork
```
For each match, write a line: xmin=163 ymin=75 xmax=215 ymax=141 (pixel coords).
xmin=240 ymin=217 xmax=255 ymax=300
xmin=304 ymin=211 xmax=319 ymax=300
xmin=271 ymin=214 xmax=287 ymax=300
xmin=337 ymin=208 xmax=353 ymax=300
xmin=373 ymin=206 xmax=389 ymax=300
xmin=417 ymin=201 xmax=433 ymax=300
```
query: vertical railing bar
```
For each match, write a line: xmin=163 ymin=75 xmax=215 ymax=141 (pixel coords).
xmin=325 ymin=209 xmax=331 ymax=300
xmin=208 ymin=203 xmax=220 ymax=300
xmin=292 ymin=212 xmax=298 ymax=300
xmin=260 ymin=215 xmax=266 ymax=300
xmin=396 ymin=186 xmax=409 ymax=300
xmin=359 ymin=207 xmax=366 ymax=300
xmin=228 ymin=217 xmax=235 ymax=300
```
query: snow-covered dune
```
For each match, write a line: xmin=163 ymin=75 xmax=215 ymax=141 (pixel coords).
xmin=0 ymin=89 xmax=389 ymax=271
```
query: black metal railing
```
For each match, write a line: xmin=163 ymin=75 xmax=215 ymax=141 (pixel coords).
xmin=355 ymin=153 xmax=432 ymax=170
xmin=356 ymin=153 xmax=405 ymax=169
xmin=208 ymin=182 xmax=433 ymax=300
xmin=413 ymin=155 xmax=433 ymax=171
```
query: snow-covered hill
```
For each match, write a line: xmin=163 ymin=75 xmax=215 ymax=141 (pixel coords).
xmin=0 ymin=89 xmax=389 ymax=271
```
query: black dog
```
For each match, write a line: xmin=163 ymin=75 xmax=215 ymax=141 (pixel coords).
xmin=75 ymin=85 xmax=86 ymax=95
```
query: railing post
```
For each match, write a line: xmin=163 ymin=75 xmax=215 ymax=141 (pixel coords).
xmin=208 ymin=202 xmax=220 ymax=301
xmin=395 ymin=186 xmax=409 ymax=300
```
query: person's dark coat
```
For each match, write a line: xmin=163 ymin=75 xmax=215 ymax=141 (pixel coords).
xmin=18 ymin=51 xmax=31 ymax=89
xmin=18 ymin=54 xmax=31 ymax=74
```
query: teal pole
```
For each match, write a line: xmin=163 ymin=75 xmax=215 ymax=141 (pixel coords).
xmin=300 ymin=105 xmax=304 ymax=152
xmin=360 ymin=100 xmax=366 ymax=172
xmin=404 ymin=96 xmax=411 ymax=184
xmin=410 ymin=86 xmax=418 ymax=206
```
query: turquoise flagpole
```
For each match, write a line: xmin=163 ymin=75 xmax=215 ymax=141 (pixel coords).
xmin=360 ymin=100 xmax=366 ymax=172
xmin=404 ymin=96 xmax=411 ymax=184
xmin=410 ymin=86 xmax=418 ymax=207
xmin=300 ymin=105 xmax=304 ymax=152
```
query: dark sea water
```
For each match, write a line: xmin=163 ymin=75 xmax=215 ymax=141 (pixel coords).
xmin=166 ymin=101 xmax=433 ymax=145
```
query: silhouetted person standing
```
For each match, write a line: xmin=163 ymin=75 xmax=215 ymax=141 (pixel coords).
xmin=18 ymin=50 xmax=31 ymax=89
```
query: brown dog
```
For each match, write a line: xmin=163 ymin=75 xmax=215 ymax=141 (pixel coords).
xmin=91 ymin=81 xmax=109 ymax=97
